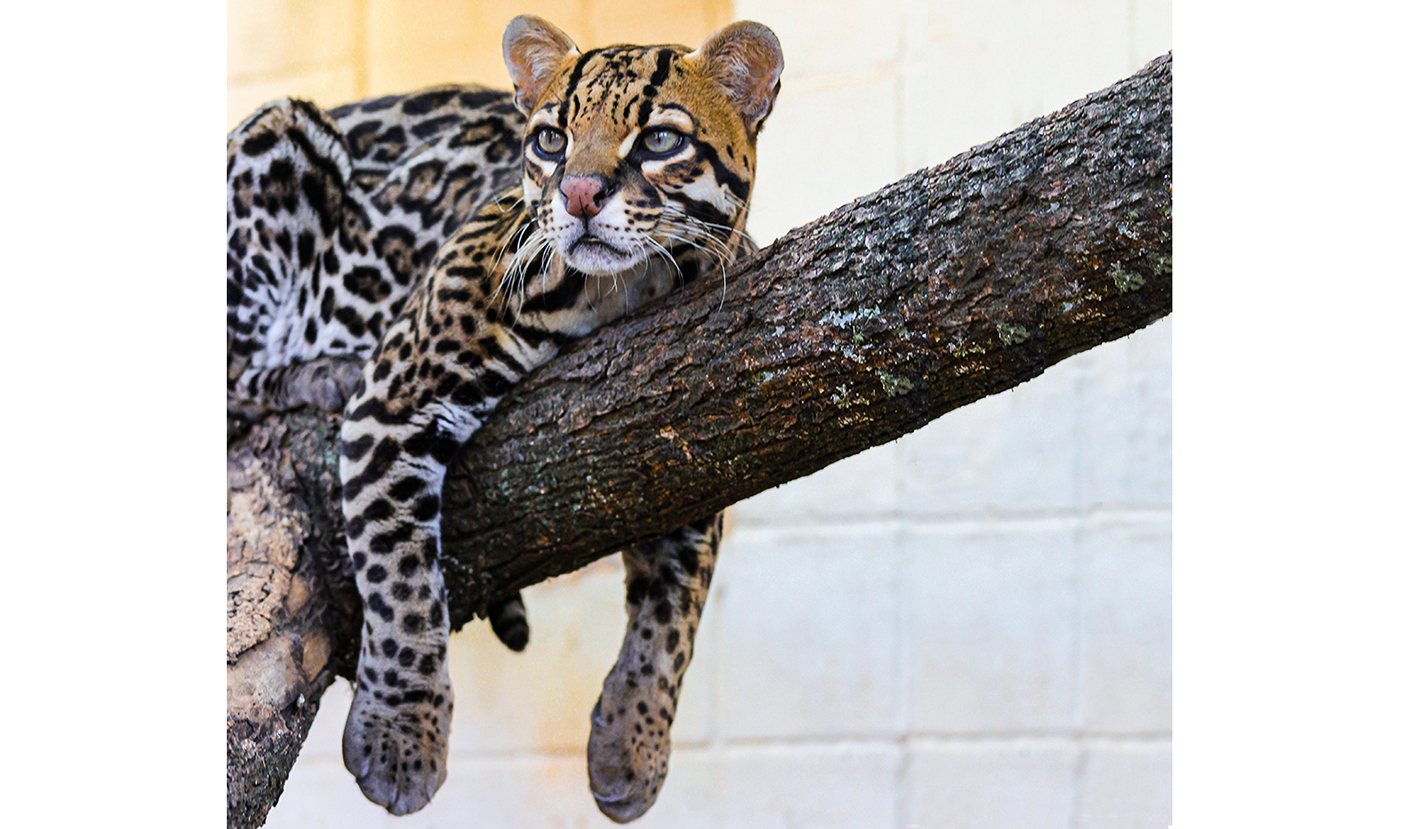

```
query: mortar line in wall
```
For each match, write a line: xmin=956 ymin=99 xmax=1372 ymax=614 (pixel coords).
xmin=896 ymin=0 xmax=931 ymax=180
xmin=1127 ymin=0 xmax=1140 ymax=72
xmin=703 ymin=731 xmax=1171 ymax=750
xmin=435 ymin=732 xmax=1173 ymax=764
xmin=1069 ymin=510 xmax=1088 ymax=828
xmin=1075 ymin=732 xmax=1174 ymax=745
xmin=892 ymin=521 xmax=910 ymax=829
xmin=1069 ymin=338 xmax=1091 ymax=825
xmin=707 ymin=551 xmax=724 ymax=757
xmin=1069 ymin=746 xmax=1088 ymax=829
xmin=730 ymin=505 xmax=1173 ymax=534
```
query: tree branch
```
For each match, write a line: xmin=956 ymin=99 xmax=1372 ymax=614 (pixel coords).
xmin=227 ymin=53 xmax=1171 ymax=827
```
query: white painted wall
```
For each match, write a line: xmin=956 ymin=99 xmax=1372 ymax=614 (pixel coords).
xmin=266 ymin=2 xmax=1172 ymax=826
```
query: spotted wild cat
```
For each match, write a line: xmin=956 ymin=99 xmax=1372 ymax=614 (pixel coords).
xmin=227 ymin=15 xmax=782 ymax=820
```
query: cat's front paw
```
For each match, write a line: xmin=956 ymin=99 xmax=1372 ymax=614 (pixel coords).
xmin=342 ymin=682 xmax=452 ymax=815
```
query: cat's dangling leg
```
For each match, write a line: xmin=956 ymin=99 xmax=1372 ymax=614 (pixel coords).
xmin=587 ymin=514 xmax=722 ymax=822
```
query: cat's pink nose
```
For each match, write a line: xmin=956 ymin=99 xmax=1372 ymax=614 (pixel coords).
xmin=561 ymin=175 xmax=612 ymax=218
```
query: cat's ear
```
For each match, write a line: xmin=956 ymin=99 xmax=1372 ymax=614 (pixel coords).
xmin=687 ymin=21 xmax=783 ymax=135
xmin=503 ymin=15 xmax=580 ymax=115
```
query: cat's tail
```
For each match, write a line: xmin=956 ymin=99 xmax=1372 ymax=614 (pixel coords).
xmin=488 ymin=592 xmax=530 ymax=652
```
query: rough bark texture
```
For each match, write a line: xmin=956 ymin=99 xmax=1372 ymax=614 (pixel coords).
xmin=228 ymin=412 xmax=361 ymax=829
xmin=227 ymin=54 xmax=1171 ymax=826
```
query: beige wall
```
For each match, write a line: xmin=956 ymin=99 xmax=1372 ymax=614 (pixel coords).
xmin=234 ymin=2 xmax=1172 ymax=827
xmin=227 ymin=0 xmax=732 ymax=129
xmin=742 ymin=0 xmax=1173 ymax=243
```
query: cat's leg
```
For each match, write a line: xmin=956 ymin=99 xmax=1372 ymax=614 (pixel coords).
xmin=337 ymin=302 xmax=554 ymax=813
xmin=337 ymin=401 xmax=477 ymax=815
xmin=587 ymin=514 xmax=722 ymax=823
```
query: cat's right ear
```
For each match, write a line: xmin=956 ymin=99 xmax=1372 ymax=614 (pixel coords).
xmin=503 ymin=15 xmax=580 ymax=115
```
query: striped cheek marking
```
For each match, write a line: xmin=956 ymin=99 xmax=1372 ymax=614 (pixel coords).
xmin=522 ymin=174 xmax=543 ymax=202
xmin=674 ymin=170 xmax=740 ymax=218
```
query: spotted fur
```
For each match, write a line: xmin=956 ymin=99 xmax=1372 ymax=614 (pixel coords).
xmin=227 ymin=86 xmax=525 ymax=418
xmin=230 ymin=15 xmax=782 ymax=821
xmin=226 ymin=83 xmax=535 ymax=650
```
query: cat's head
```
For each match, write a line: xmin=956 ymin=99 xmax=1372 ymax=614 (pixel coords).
xmin=503 ymin=16 xmax=782 ymax=276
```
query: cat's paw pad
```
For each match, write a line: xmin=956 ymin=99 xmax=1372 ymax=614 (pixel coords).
xmin=342 ymin=688 xmax=450 ymax=815
xmin=586 ymin=692 xmax=671 ymax=823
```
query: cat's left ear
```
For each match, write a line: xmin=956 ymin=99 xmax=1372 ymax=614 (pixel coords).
xmin=503 ymin=15 xmax=580 ymax=115
xmin=687 ymin=21 xmax=783 ymax=135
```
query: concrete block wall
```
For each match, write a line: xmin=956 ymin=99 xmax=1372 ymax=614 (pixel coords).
xmin=227 ymin=0 xmax=731 ymax=129
xmin=241 ymin=1 xmax=1173 ymax=826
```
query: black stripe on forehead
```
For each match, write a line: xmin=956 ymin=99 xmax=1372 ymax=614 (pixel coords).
xmin=656 ymin=102 xmax=698 ymax=126
xmin=648 ymin=48 xmax=673 ymax=87
xmin=636 ymin=49 xmax=676 ymax=126
xmin=557 ymin=48 xmax=603 ymax=126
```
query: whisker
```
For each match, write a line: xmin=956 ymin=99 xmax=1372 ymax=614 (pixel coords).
xmin=646 ymin=238 xmax=685 ymax=286
xmin=654 ymin=211 xmax=740 ymax=312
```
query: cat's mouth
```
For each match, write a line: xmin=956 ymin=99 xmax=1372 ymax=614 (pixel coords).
xmin=566 ymin=232 xmax=638 ymax=274
xmin=569 ymin=234 xmax=627 ymax=256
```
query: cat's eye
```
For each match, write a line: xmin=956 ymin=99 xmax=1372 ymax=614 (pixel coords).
xmin=640 ymin=128 xmax=683 ymax=155
xmin=533 ymin=128 xmax=567 ymax=157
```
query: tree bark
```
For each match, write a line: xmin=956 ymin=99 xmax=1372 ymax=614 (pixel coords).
xmin=227 ymin=53 xmax=1171 ymax=827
